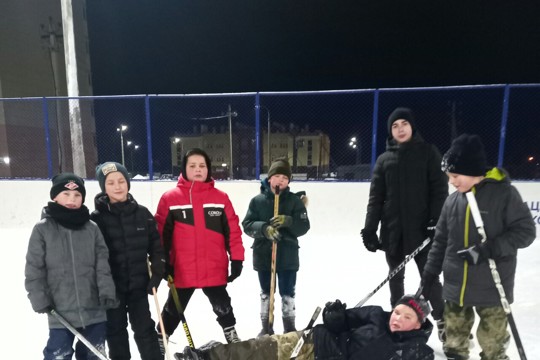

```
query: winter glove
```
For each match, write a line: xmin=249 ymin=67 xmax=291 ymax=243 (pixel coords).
xmin=263 ymin=225 xmax=282 ymax=242
xmin=147 ymin=274 xmax=162 ymax=295
xmin=420 ymin=271 xmax=437 ymax=300
xmin=457 ymin=242 xmax=492 ymax=265
xmin=37 ymin=305 xmax=53 ymax=314
xmin=425 ymin=218 xmax=437 ymax=241
xmin=270 ymin=215 xmax=293 ymax=229
xmin=323 ymin=299 xmax=348 ymax=334
xmin=361 ymin=229 xmax=380 ymax=252
xmin=100 ymin=296 xmax=119 ymax=309
xmin=227 ymin=260 xmax=243 ymax=283
xmin=163 ymin=263 xmax=175 ymax=280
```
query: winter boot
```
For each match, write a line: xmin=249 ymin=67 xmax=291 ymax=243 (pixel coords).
xmin=282 ymin=295 xmax=297 ymax=333
xmin=157 ymin=331 xmax=169 ymax=355
xmin=223 ymin=326 xmax=241 ymax=344
xmin=436 ymin=319 xmax=446 ymax=343
xmin=258 ymin=293 xmax=274 ymax=336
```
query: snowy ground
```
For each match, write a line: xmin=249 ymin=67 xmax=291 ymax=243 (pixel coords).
xmin=8 ymin=227 xmax=539 ymax=359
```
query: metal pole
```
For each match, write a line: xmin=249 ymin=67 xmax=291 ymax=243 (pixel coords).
xmin=228 ymin=104 xmax=233 ymax=180
xmin=120 ymin=130 xmax=125 ymax=166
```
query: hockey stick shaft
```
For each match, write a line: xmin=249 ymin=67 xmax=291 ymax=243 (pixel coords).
xmin=290 ymin=306 xmax=322 ymax=359
xmin=168 ymin=276 xmax=196 ymax=349
xmin=268 ymin=186 xmax=280 ymax=329
xmin=50 ymin=309 xmax=109 ymax=360
xmin=355 ymin=237 xmax=431 ymax=308
xmin=465 ymin=191 xmax=527 ymax=360
xmin=148 ymin=261 xmax=172 ymax=360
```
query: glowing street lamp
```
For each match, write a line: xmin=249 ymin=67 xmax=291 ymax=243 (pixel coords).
xmin=1 ymin=156 xmax=9 ymax=165
xmin=349 ymin=136 xmax=361 ymax=164
xmin=116 ymin=125 xmax=128 ymax=166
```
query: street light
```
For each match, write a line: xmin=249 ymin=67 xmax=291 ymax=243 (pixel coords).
xmin=117 ymin=125 xmax=128 ymax=166
xmin=349 ymin=136 xmax=361 ymax=164
xmin=1 ymin=156 xmax=9 ymax=165
xmin=172 ymin=137 xmax=181 ymax=175
xmin=126 ymin=141 xmax=138 ymax=173
xmin=258 ymin=105 xmax=271 ymax=169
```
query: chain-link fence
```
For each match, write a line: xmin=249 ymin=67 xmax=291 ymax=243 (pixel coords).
xmin=1 ymin=84 xmax=538 ymax=180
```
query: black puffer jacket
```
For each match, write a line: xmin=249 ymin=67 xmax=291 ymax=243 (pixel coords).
xmin=92 ymin=193 xmax=166 ymax=294
xmin=313 ymin=306 xmax=434 ymax=360
xmin=242 ymin=178 xmax=310 ymax=272
xmin=364 ymin=134 xmax=448 ymax=256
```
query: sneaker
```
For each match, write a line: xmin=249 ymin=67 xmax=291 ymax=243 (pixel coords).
xmin=223 ymin=326 xmax=241 ymax=344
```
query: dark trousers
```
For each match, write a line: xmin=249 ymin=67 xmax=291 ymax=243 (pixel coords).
xmin=258 ymin=270 xmax=297 ymax=297
xmin=106 ymin=291 xmax=161 ymax=360
xmin=44 ymin=321 xmax=107 ymax=360
xmin=385 ymin=248 xmax=444 ymax=320
xmin=160 ymin=285 xmax=236 ymax=336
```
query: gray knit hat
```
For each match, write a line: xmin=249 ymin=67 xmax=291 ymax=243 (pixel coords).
xmin=268 ymin=158 xmax=292 ymax=180
xmin=395 ymin=294 xmax=431 ymax=323
xmin=95 ymin=162 xmax=130 ymax=192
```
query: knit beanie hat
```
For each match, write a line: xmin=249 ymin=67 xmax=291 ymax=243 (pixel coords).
xmin=395 ymin=294 xmax=431 ymax=323
xmin=50 ymin=173 xmax=86 ymax=203
xmin=441 ymin=134 xmax=487 ymax=176
xmin=182 ymin=148 xmax=212 ymax=182
xmin=387 ymin=107 xmax=416 ymax=135
xmin=95 ymin=162 xmax=131 ymax=192
xmin=268 ymin=158 xmax=292 ymax=180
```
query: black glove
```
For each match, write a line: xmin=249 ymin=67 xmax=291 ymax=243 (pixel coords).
xmin=420 ymin=271 xmax=437 ymax=300
xmin=425 ymin=218 xmax=437 ymax=241
xmin=100 ymin=297 xmax=119 ymax=309
xmin=457 ymin=242 xmax=492 ymax=265
xmin=270 ymin=215 xmax=293 ymax=229
xmin=163 ymin=263 xmax=175 ymax=281
xmin=147 ymin=274 xmax=162 ymax=295
xmin=227 ymin=260 xmax=243 ymax=283
xmin=263 ymin=225 xmax=282 ymax=242
xmin=361 ymin=229 xmax=380 ymax=252
xmin=323 ymin=299 xmax=348 ymax=334
xmin=37 ymin=305 xmax=53 ymax=314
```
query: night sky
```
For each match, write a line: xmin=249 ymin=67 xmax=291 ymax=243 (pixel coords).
xmin=86 ymin=1 xmax=540 ymax=95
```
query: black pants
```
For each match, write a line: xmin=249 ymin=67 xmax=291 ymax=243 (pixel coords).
xmin=385 ymin=247 xmax=444 ymax=320
xmin=106 ymin=290 xmax=162 ymax=360
xmin=160 ymin=285 xmax=236 ymax=336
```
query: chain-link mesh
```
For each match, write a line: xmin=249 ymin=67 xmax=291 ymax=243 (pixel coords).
xmin=1 ymin=85 xmax=538 ymax=180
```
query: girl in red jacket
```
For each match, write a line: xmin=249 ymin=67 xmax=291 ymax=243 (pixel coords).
xmin=155 ymin=148 xmax=245 ymax=346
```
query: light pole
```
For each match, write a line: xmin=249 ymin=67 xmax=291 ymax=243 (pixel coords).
xmin=126 ymin=141 xmax=138 ymax=173
xmin=172 ymin=137 xmax=181 ymax=175
xmin=349 ymin=136 xmax=361 ymax=164
xmin=117 ymin=125 xmax=128 ymax=166
xmin=226 ymin=105 xmax=238 ymax=179
xmin=258 ymin=106 xmax=271 ymax=169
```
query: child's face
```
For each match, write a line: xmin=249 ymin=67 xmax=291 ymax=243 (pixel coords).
xmin=53 ymin=190 xmax=83 ymax=209
xmin=389 ymin=304 xmax=421 ymax=332
xmin=269 ymin=174 xmax=290 ymax=193
xmin=185 ymin=154 xmax=208 ymax=182
xmin=447 ymin=172 xmax=481 ymax=193
xmin=391 ymin=119 xmax=413 ymax=144
xmin=105 ymin=171 xmax=129 ymax=203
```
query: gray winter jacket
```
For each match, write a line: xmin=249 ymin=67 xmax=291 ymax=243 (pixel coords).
xmin=424 ymin=168 xmax=536 ymax=306
xmin=25 ymin=207 xmax=116 ymax=329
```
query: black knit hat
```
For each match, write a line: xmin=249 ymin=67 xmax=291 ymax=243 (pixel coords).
xmin=50 ymin=173 xmax=86 ymax=203
xmin=268 ymin=158 xmax=292 ymax=180
xmin=182 ymin=148 xmax=212 ymax=182
xmin=441 ymin=134 xmax=487 ymax=176
xmin=95 ymin=162 xmax=131 ymax=192
xmin=395 ymin=294 xmax=431 ymax=323
xmin=387 ymin=107 xmax=416 ymax=135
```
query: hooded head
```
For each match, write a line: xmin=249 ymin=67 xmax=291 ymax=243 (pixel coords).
xmin=182 ymin=148 xmax=212 ymax=182
xmin=441 ymin=134 xmax=487 ymax=176
xmin=95 ymin=162 xmax=131 ymax=192
xmin=395 ymin=294 xmax=431 ymax=324
xmin=267 ymin=158 xmax=292 ymax=180
xmin=50 ymin=173 xmax=86 ymax=203
xmin=387 ymin=107 xmax=417 ymax=136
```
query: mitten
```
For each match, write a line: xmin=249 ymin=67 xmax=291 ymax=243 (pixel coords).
xmin=270 ymin=215 xmax=293 ymax=229
xmin=100 ymin=297 xmax=119 ymax=309
xmin=457 ymin=242 xmax=492 ymax=265
xmin=361 ymin=229 xmax=380 ymax=252
xmin=163 ymin=262 xmax=175 ymax=281
xmin=37 ymin=305 xmax=53 ymax=314
xmin=323 ymin=299 xmax=348 ymax=334
xmin=421 ymin=271 xmax=437 ymax=300
xmin=425 ymin=218 xmax=437 ymax=241
xmin=263 ymin=225 xmax=282 ymax=242
xmin=147 ymin=274 xmax=162 ymax=295
xmin=227 ymin=260 xmax=243 ymax=283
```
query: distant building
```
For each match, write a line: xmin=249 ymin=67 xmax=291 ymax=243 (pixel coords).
xmin=171 ymin=123 xmax=330 ymax=180
xmin=0 ymin=0 xmax=97 ymax=178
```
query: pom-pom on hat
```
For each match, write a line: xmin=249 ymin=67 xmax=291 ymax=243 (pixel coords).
xmin=268 ymin=158 xmax=292 ymax=180
xmin=95 ymin=162 xmax=130 ymax=192
xmin=395 ymin=294 xmax=431 ymax=323
xmin=441 ymin=134 xmax=487 ymax=176
xmin=387 ymin=107 xmax=416 ymax=135
xmin=50 ymin=173 xmax=86 ymax=203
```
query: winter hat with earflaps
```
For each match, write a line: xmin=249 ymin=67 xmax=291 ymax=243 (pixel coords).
xmin=95 ymin=162 xmax=131 ymax=192
xmin=268 ymin=158 xmax=292 ymax=180
xmin=441 ymin=134 xmax=487 ymax=176
xmin=50 ymin=173 xmax=86 ymax=203
xmin=395 ymin=294 xmax=431 ymax=323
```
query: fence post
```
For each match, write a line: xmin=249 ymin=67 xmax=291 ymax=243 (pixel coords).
xmin=255 ymin=93 xmax=261 ymax=180
xmin=42 ymin=97 xmax=53 ymax=179
xmin=498 ymin=85 xmax=510 ymax=168
xmin=145 ymin=95 xmax=154 ymax=180
xmin=370 ymin=89 xmax=380 ymax=176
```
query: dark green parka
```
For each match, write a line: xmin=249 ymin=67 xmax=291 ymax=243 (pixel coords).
xmin=242 ymin=178 xmax=310 ymax=271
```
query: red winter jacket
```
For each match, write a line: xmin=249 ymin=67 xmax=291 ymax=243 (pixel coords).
xmin=155 ymin=175 xmax=244 ymax=288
